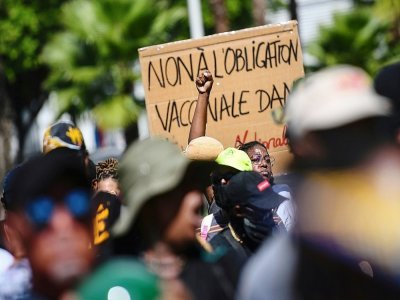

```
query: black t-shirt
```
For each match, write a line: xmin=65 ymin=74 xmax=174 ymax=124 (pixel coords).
xmin=180 ymin=245 xmax=244 ymax=300
xmin=210 ymin=227 xmax=252 ymax=264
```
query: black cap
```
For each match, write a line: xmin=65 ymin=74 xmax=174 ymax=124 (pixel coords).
xmin=9 ymin=147 xmax=91 ymax=210
xmin=219 ymin=171 xmax=287 ymax=210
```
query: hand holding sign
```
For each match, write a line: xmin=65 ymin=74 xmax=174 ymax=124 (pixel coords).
xmin=196 ymin=70 xmax=214 ymax=94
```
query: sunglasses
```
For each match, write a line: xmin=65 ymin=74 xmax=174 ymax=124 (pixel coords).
xmin=26 ymin=189 xmax=91 ymax=230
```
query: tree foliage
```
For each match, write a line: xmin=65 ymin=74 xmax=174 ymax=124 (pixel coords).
xmin=0 ymin=0 xmax=266 ymax=130
xmin=42 ymin=0 xmax=269 ymax=129
xmin=0 ymin=0 xmax=69 ymax=81
xmin=42 ymin=0 xmax=188 ymax=129
xmin=203 ymin=0 xmax=253 ymax=34
xmin=0 ymin=0 xmax=70 ymax=161
xmin=308 ymin=5 xmax=400 ymax=75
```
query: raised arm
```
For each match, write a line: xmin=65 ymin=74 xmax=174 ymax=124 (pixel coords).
xmin=188 ymin=70 xmax=214 ymax=143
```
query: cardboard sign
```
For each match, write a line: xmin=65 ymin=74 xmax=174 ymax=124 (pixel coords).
xmin=139 ymin=21 xmax=304 ymax=174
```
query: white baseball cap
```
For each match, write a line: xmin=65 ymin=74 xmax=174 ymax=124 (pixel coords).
xmin=285 ymin=65 xmax=391 ymax=141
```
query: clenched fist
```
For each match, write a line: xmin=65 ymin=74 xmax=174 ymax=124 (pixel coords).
xmin=196 ymin=70 xmax=214 ymax=94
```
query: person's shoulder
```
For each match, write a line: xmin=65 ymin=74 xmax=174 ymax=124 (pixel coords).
xmin=272 ymin=183 xmax=292 ymax=193
xmin=209 ymin=228 xmax=240 ymax=257
xmin=0 ymin=248 xmax=13 ymax=272
xmin=237 ymin=234 xmax=298 ymax=300
xmin=252 ymin=233 xmax=297 ymax=269
xmin=76 ymin=258 xmax=160 ymax=300
xmin=0 ymin=258 xmax=32 ymax=300
xmin=210 ymin=227 xmax=252 ymax=259
xmin=209 ymin=228 xmax=230 ymax=246
xmin=273 ymin=172 xmax=302 ymax=194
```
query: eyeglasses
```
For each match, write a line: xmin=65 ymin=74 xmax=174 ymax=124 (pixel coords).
xmin=26 ymin=189 xmax=90 ymax=230
xmin=250 ymin=155 xmax=275 ymax=167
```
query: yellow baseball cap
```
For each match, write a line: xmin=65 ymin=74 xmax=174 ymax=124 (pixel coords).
xmin=215 ymin=147 xmax=252 ymax=171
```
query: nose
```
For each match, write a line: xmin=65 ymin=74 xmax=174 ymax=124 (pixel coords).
xmin=48 ymin=205 xmax=76 ymax=232
xmin=260 ymin=158 xmax=269 ymax=168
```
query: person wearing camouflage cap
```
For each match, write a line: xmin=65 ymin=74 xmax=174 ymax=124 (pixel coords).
xmin=42 ymin=120 xmax=96 ymax=185
xmin=42 ymin=121 xmax=86 ymax=154
xmin=112 ymin=137 xmax=241 ymax=300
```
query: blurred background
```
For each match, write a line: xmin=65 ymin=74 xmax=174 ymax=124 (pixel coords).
xmin=0 ymin=0 xmax=399 ymax=180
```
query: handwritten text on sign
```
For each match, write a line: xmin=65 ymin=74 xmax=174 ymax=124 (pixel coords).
xmin=139 ymin=21 xmax=304 ymax=173
xmin=147 ymin=39 xmax=299 ymax=90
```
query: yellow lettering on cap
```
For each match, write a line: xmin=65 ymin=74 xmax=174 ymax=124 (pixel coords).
xmin=94 ymin=204 xmax=110 ymax=245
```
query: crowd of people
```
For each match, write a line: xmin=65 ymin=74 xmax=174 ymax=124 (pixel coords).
xmin=1 ymin=61 xmax=400 ymax=299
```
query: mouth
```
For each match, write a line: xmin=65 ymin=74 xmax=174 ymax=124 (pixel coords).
xmin=261 ymin=171 xmax=272 ymax=180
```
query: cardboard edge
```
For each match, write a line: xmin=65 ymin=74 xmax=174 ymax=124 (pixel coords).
xmin=138 ymin=20 xmax=298 ymax=58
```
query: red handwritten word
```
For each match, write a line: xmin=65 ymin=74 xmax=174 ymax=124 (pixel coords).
xmin=234 ymin=125 xmax=288 ymax=149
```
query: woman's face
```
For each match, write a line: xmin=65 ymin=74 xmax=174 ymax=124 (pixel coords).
xmin=163 ymin=190 xmax=203 ymax=248
xmin=246 ymin=145 xmax=274 ymax=183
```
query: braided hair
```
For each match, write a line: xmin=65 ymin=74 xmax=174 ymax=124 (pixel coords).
xmin=96 ymin=158 xmax=119 ymax=181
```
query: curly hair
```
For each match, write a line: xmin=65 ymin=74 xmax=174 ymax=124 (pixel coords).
xmin=238 ymin=141 xmax=268 ymax=154
xmin=96 ymin=158 xmax=119 ymax=181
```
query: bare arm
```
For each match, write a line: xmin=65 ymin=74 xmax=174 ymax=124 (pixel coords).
xmin=188 ymin=70 xmax=214 ymax=143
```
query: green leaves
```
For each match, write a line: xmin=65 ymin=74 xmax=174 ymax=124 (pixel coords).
xmin=0 ymin=0 xmax=73 ymax=79
xmin=308 ymin=5 xmax=400 ymax=76
xmin=42 ymin=0 xmax=187 ymax=129
xmin=93 ymin=95 xmax=140 ymax=129
xmin=0 ymin=2 xmax=44 ymax=80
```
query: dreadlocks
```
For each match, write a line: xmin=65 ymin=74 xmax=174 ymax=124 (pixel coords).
xmin=96 ymin=158 xmax=119 ymax=181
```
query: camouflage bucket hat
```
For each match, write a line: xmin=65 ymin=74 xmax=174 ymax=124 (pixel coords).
xmin=112 ymin=137 xmax=216 ymax=236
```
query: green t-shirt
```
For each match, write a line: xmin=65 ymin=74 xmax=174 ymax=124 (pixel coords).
xmin=77 ymin=258 xmax=160 ymax=300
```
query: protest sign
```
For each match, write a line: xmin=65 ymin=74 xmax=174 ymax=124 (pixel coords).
xmin=139 ymin=20 xmax=304 ymax=174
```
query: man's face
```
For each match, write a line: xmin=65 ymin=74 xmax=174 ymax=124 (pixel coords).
xmin=14 ymin=187 xmax=94 ymax=289
xmin=163 ymin=190 xmax=203 ymax=248
xmin=95 ymin=178 xmax=120 ymax=197
xmin=246 ymin=145 xmax=274 ymax=183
